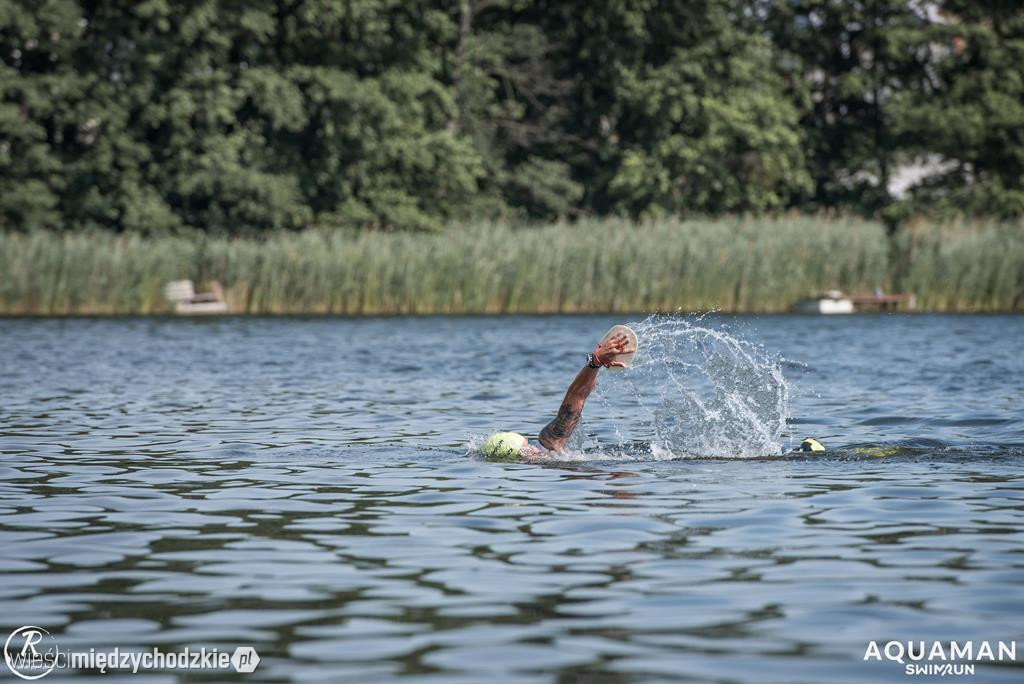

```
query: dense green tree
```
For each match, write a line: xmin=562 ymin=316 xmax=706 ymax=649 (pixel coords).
xmin=889 ymin=0 xmax=1024 ymax=219
xmin=538 ymin=0 xmax=812 ymax=217
xmin=763 ymin=0 xmax=1024 ymax=220
xmin=0 ymin=0 xmax=82 ymax=231
xmin=761 ymin=0 xmax=931 ymax=215
xmin=1 ymin=0 xmax=487 ymax=232
xmin=441 ymin=0 xmax=582 ymax=220
xmin=0 ymin=0 xmax=1021 ymax=233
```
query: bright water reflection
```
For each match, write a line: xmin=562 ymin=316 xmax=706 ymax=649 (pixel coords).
xmin=1 ymin=314 xmax=1022 ymax=683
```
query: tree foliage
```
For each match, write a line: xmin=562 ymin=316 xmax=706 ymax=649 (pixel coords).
xmin=762 ymin=0 xmax=1024 ymax=221
xmin=0 ymin=0 xmax=1021 ymax=233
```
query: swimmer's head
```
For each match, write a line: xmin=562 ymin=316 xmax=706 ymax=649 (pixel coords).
xmin=482 ymin=431 xmax=529 ymax=460
xmin=796 ymin=437 xmax=825 ymax=452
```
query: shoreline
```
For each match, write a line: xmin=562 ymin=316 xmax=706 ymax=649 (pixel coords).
xmin=2 ymin=310 xmax=1021 ymax=318
xmin=3 ymin=217 xmax=1022 ymax=315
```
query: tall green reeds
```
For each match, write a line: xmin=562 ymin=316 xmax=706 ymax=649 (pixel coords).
xmin=897 ymin=220 xmax=1024 ymax=311
xmin=1 ymin=217 xmax=1020 ymax=314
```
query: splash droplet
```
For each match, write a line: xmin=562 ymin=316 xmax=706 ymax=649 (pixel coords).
xmin=587 ymin=314 xmax=790 ymax=458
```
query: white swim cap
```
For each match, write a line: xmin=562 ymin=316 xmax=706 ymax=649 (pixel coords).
xmin=482 ymin=432 xmax=527 ymax=460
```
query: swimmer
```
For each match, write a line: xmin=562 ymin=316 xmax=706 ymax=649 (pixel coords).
xmin=481 ymin=331 xmax=634 ymax=460
xmin=794 ymin=437 xmax=825 ymax=452
xmin=481 ymin=332 xmax=826 ymax=460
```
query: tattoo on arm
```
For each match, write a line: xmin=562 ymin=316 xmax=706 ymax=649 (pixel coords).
xmin=539 ymin=402 xmax=581 ymax=449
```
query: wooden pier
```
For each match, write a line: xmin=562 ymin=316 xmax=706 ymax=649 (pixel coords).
xmin=847 ymin=293 xmax=916 ymax=311
xmin=795 ymin=291 xmax=916 ymax=314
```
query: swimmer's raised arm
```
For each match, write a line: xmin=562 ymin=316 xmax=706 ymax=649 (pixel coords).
xmin=538 ymin=333 xmax=633 ymax=451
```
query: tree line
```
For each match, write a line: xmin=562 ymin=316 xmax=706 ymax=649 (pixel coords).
xmin=1 ymin=0 xmax=1021 ymax=234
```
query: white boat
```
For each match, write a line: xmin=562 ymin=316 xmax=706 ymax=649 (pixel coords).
xmin=795 ymin=290 xmax=854 ymax=314
xmin=164 ymin=280 xmax=228 ymax=314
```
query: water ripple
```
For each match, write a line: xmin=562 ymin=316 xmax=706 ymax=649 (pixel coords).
xmin=1 ymin=315 xmax=1023 ymax=682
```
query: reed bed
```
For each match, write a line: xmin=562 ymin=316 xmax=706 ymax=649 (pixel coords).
xmin=896 ymin=220 xmax=1024 ymax=311
xmin=1 ymin=217 xmax=1020 ymax=314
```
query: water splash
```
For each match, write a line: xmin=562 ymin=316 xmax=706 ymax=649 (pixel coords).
xmin=585 ymin=314 xmax=790 ymax=459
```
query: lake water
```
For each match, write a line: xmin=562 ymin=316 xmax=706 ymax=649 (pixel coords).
xmin=1 ymin=314 xmax=1022 ymax=683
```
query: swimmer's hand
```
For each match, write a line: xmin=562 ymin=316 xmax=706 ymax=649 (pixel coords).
xmin=593 ymin=332 xmax=634 ymax=368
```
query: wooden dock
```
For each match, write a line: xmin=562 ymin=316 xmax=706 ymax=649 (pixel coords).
xmin=847 ymin=293 xmax=916 ymax=311
xmin=795 ymin=291 xmax=916 ymax=314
